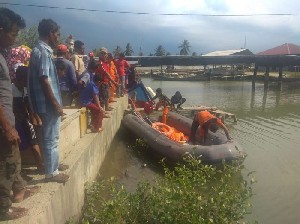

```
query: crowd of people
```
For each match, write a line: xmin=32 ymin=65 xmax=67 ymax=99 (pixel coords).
xmin=0 ymin=8 xmax=134 ymax=220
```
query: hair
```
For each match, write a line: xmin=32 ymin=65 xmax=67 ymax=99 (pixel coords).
xmin=0 ymin=8 xmax=26 ymax=32
xmin=107 ymin=53 xmax=113 ymax=59
xmin=74 ymin=40 xmax=84 ymax=50
xmin=38 ymin=19 xmax=59 ymax=38
xmin=93 ymin=74 xmax=101 ymax=83
xmin=156 ymin=88 xmax=162 ymax=93
xmin=55 ymin=60 xmax=66 ymax=71
xmin=15 ymin=66 xmax=28 ymax=81
xmin=88 ymin=59 xmax=99 ymax=70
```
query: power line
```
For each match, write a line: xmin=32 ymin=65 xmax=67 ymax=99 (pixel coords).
xmin=0 ymin=2 xmax=296 ymax=17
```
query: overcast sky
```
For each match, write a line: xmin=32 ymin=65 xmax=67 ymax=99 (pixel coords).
xmin=1 ymin=0 xmax=300 ymax=55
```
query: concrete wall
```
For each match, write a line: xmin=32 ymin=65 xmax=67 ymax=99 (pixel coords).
xmin=9 ymin=96 xmax=128 ymax=224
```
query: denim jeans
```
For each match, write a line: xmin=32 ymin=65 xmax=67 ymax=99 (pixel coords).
xmin=39 ymin=111 xmax=60 ymax=177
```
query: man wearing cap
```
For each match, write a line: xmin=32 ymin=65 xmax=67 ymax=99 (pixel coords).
xmin=71 ymin=40 xmax=85 ymax=78
xmin=55 ymin=44 xmax=77 ymax=106
xmin=95 ymin=47 xmax=118 ymax=111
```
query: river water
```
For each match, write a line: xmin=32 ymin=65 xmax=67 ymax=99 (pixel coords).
xmin=99 ymin=77 xmax=300 ymax=224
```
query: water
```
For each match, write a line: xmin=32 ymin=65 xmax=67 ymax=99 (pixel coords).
xmin=100 ymin=78 xmax=300 ymax=224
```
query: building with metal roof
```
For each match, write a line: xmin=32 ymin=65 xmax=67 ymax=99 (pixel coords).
xmin=203 ymin=48 xmax=253 ymax=56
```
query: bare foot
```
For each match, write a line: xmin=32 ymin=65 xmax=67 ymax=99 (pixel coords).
xmin=13 ymin=186 xmax=41 ymax=203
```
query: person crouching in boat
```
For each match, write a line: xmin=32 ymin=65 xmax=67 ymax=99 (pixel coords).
xmin=190 ymin=110 xmax=231 ymax=145
xmin=151 ymin=88 xmax=171 ymax=110
xmin=170 ymin=91 xmax=186 ymax=110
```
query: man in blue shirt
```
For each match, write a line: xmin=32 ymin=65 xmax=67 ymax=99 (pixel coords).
xmin=28 ymin=19 xmax=69 ymax=183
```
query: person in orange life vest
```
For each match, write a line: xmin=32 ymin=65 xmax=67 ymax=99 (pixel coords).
xmin=189 ymin=110 xmax=231 ymax=145
xmin=107 ymin=53 xmax=118 ymax=102
xmin=95 ymin=47 xmax=118 ymax=111
xmin=115 ymin=52 xmax=130 ymax=96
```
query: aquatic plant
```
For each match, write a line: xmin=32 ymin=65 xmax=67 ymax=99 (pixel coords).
xmin=81 ymin=151 xmax=255 ymax=224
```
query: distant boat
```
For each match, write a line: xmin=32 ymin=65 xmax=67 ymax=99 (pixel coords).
xmin=151 ymin=71 xmax=210 ymax=81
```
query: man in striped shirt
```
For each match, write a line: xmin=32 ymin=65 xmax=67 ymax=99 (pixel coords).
xmin=28 ymin=19 xmax=69 ymax=184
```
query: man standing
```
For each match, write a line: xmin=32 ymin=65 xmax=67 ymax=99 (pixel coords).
xmin=71 ymin=40 xmax=85 ymax=78
xmin=0 ymin=7 xmax=28 ymax=220
xmin=28 ymin=19 xmax=69 ymax=183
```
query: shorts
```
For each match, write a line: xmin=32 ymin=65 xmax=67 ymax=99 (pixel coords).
xmin=15 ymin=119 xmax=38 ymax=150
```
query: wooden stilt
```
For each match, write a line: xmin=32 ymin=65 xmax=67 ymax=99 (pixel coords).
xmin=278 ymin=67 xmax=283 ymax=90
xmin=264 ymin=66 xmax=270 ymax=91
xmin=252 ymin=64 xmax=258 ymax=91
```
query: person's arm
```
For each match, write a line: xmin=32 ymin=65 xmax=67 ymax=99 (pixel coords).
xmin=40 ymin=76 xmax=64 ymax=116
xmin=0 ymin=103 xmax=20 ymax=144
xmin=218 ymin=122 xmax=231 ymax=140
xmin=68 ymin=62 xmax=78 ymax=92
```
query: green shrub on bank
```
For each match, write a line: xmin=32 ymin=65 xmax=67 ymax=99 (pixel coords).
xmin=81 ymin=155 xmax=254 ymax=224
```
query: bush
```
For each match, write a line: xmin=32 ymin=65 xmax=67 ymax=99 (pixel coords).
xmin=81 ymin=153 xmax=254 ymax=224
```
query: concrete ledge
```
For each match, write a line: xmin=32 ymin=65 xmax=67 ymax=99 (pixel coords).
xmin=8 ymin=96 xmax=128 ymax=224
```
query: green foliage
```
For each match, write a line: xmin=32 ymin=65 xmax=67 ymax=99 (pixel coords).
xmin=81 ymin=141 xmax=255 ymax=224
xmin=15 ymin=26 xmax=39 ymax=49
xmin=124 ymin=43 xmax=134 ymax=56
xmin=178 ymin=39 xmax=191 ymax=55
xmin=154 ymin=45 xmax=166 ymax=56
xmin=113 ymin=46 xmax=123 ymax=57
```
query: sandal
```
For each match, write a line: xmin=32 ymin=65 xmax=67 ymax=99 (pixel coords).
xmin=13 ymin=186 xmax=41 ymax=203
xmin=0 ymin=207 xmax=28 ymax=220
xmin=45 ymin=173 xmax=69 ymax=184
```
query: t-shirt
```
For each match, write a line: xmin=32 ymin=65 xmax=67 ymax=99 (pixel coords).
xmin=0 ymin=52 xmax=15 ymax=129
xmin=115 ymin=59 xmax=130 ymax=77
xmin=12 ymin=84 xmax=27 ymax=114
xmin=95 ymin=61 xmax=110 ymax=84
xmin=71 ymin=53 xmax=85 ymax=77
xmin=80 ymin=82 xmax=99 ymax=106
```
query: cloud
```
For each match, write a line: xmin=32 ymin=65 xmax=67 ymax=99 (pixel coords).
xmin=4 ymin=0 xmax=300 ymax=54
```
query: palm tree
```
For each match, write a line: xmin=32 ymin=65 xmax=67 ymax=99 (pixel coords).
xmin=154 ymin=45 xmax=166 ymax=56
xmin=178 ymin=40 xmax=191 ymax=55
xmin=113 ymin=46 xmax=123 ymax=57
xmin=124 ymin=43 xmax=134 ymax=56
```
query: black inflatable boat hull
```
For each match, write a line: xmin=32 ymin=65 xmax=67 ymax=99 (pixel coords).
xmin=122 ymin=112 xmax=245 ymax=164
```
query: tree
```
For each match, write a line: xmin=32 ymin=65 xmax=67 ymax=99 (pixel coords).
xmin=154 ymin=45 xmax=166 ymax=56
xmin=178 ymin=39 xmax=191 ymax=55
xmin=124 ymin=43 xmax=134 ymax=56
xmin=192 ymin=52 xmax=197 ymax=56
xmin=15 ymin=26 xmax=39 ymax=49
xmin=113 ymin=46 xmax=123 ymax=57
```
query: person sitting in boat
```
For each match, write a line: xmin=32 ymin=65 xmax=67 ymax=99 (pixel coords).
xmin=170 ymin=91 xmax=186 ymax=110
xmin=151 ymin=88 xmax=171 ymax=110
xmin=190 ymin=110 xmax=231 ymax=145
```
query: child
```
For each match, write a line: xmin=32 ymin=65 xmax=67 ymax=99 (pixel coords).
xmin=12 ymin=66 xmax=44 ymax=171
xmin=190 ymin=110 xmax=231 ymax=145
xmin=170 ymin=91 xmax=186 ymax=110
xmin=151 ymin=88 xmax=171 ymax=110
xmin=80 ymin=75 xmax=104 ymax=132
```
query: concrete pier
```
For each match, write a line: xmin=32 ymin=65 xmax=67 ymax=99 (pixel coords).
xmin=7 ymin=96 xmax=128 ymax=224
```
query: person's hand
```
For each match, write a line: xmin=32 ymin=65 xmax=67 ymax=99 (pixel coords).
xmin=55 ymin=104 xmax=64 ymax=116
xmin=5 ymin=127 xmax=21 ymax=145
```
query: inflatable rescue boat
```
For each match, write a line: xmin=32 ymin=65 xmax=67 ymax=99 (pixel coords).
xmin=122 ymin=111 xmax=245 ymax=164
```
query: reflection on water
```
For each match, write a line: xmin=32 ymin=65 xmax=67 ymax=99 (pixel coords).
xmin=102 ymin=78 xmax=300 ymax=224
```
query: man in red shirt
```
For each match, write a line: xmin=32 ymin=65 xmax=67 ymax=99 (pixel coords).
xmin=115 ymin=53 xmax=130 ymax=96
xmin=95 ymin=48 xmax=118 ymax=111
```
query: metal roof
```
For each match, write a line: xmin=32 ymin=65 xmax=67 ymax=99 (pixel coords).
xmin=203 ymin=49 xmax=253 ymax=56
xmin=257 ymin=43 xmax=300 ymax=56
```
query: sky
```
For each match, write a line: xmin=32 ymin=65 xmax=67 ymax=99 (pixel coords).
xmin=1 ymin=0 xmax=300 ymax=55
